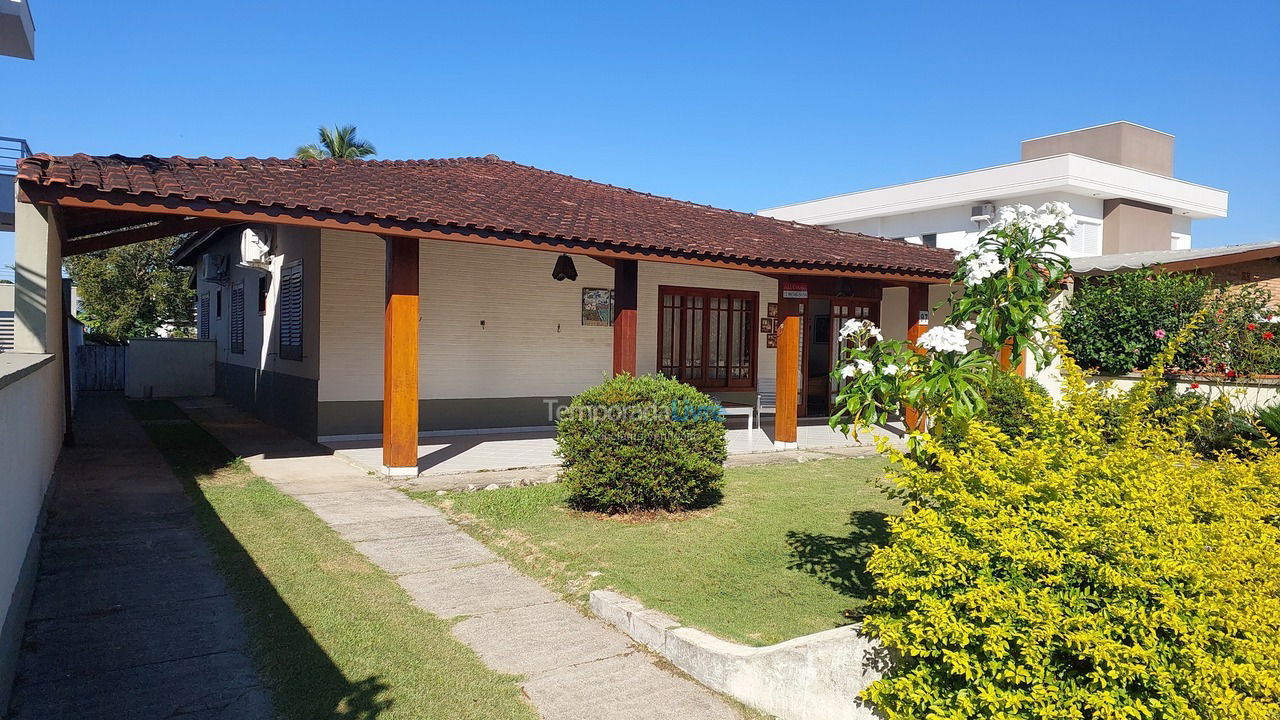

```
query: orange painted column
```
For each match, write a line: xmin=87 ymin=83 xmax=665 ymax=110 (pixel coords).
xmin=998 ymin=340 xmax=1027 ymax=376
xmin=383 ymin=236 xmax=420 ymax=475
xmin=774 ymin=298 xmax=800 ymax=448
xmin=612 ymin=259 xmax=638 ymax=375
xmin=903 ymin=283 xmax=929 ymax=432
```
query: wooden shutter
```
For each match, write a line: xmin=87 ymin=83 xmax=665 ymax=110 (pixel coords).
xmin=229 ymin=281 xmax=245 ymax=354
xmin=198 ymin=293 xmax=210 ymax=340
xmin=278 ymin=261 xmax=304 ymax=361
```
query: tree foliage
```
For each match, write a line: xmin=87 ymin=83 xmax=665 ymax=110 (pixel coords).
xmin=860 ymin=325 xmax=1280 ymax=720
xmin=295 ymin=124 xmax=377 ymax=160
xmin=63 ymin=237 xmax=194 ymax=341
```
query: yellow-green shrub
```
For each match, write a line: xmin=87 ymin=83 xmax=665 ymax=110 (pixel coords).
xmin=861 ymin=334 xmax=1280 ymax=719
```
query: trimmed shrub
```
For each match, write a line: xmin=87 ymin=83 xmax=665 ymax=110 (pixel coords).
xmin=860 ymin=337 xmax=1280 ymax=719
xmin=555 ymin=374 xmax=727 ymax=513
xmin=1062 ymin=270 xmax=1210 ymax=374
xmin=936 ymin=370 xmax=1050 ymax=449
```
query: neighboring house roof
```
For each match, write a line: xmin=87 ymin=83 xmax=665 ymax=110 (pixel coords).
xmin=18 ymin=153 xmax=957 ymax=279
xmin=759 ymin=153 xmax=1229 ymax=225
xmin=1072 ymin=241 xmax=1280 ymax=275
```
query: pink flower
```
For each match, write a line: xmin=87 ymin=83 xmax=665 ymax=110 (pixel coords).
xmin=1154 ymin=329 xmax=1166 ymax=339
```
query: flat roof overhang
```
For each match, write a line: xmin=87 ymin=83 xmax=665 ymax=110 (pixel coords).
xmin=22 ymin=182 xmax=955 ymax=285
xmin=0 ymin=0 xmax=34 ymax=60
xmin=761 ymin=153 xmax=1229 ymax=225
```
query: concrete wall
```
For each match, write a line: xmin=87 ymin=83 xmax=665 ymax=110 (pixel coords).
xmin=0 ymin=354 xmax=62 ymax=712
xmin=316 ymin=230 xmax=779 ymax=435
xmin=125 ymin=339 xmax=216 ymax=398
xmin=193 ymin=225 xmax=321 ymax=438
xmin=592 ymin=590 xmax=883 ymax=720
xmin=829 ymin=193 xmax=1107 ymax=258
xmin=1021 ymin=122 xmax=1174 ymax=176
xmin=1102 ymin=198 xmax=1174 ymax=254
xmin=1086 ymin=374 xmax=1280 ymax=410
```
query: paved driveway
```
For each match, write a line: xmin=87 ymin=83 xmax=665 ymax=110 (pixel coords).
xmin=6 ymin=393 xmax=271 ymax=719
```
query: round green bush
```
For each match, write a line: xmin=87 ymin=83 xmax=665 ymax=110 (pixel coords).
xmin=935 ymin=370 xmax=1050 ymax=448
xmin=555 ymin=374 xmax=727 ymax=513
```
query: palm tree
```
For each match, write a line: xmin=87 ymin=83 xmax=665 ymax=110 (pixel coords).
xmin=295 ymin=124 xmax=376 ymax=160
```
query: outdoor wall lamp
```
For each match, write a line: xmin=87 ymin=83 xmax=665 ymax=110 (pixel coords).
xmin=552 ymin=254 xmax=578 ymax=282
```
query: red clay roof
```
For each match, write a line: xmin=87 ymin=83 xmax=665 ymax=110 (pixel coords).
xmin=18 ymin=153 xmax=956 ymax=277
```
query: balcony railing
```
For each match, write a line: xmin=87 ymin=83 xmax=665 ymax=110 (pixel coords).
xmin=1 ymin=137 xmax=32 ymax=231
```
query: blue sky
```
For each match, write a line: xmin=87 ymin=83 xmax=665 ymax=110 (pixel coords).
xmin=2 ymin=0 xmax=1277 ymax=277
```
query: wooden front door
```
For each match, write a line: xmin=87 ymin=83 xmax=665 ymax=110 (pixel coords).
xmin=827 ymin=299 xmax=880 ymax=413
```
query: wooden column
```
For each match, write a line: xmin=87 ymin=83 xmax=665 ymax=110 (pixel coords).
xmin=774 ymin=298 xmax=801 ymax=448
xmin=612 ymin=259 xmax=638 ymax=375
xmin=903 ymin=283 xmax=929 ymax=432
xmin=382 ymin=236 xmax=420 ymax=474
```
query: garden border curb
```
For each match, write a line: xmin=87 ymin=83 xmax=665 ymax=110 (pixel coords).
xmin=589 ymin=589 xmax=885 ymax=720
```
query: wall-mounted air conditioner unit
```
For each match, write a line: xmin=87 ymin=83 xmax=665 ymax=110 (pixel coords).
xmin=970 ymin=202 xmax=996 ymax=223
xmin=200 ymin=253 xmax=228 ymax=282
xmin=238 ymin=227 xmax=274 ymax=270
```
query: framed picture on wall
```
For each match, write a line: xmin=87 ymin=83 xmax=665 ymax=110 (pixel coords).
xmin=759 ymin=317 xmax=775 ymax=333
xmin=766 ymin=333 xmax=778 ymax=348
xmin=582 ymin=288 xmax=614 ymax=326
xmin=767 ymin=302 xmax=779 ymax=318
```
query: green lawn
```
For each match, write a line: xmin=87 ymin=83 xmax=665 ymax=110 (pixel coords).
xmin=415 ymin=457 xmax=900 ymax=647
xmin=131 ymin=401 xmax=538 ymax=720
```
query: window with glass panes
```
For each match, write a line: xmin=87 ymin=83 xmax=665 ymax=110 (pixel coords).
xmin=658 ymin=286 xmax=757 ymax=389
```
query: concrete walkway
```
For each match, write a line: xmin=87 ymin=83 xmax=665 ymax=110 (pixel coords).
xmin=176 ymin=397 xmax=743 ymax=720
xmin=7 ymin=393 xmax=271 ymax=719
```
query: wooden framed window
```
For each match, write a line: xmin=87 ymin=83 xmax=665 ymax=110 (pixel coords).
xmin=658 ymin=286 xmax=757 ymax=389
xmin=229 ymin=280 xmax=245 ymax=354
xmin=198 ymin=292 xmax=210 ymax=340
xmin=278 ymin=260 xmax=304 ymax=361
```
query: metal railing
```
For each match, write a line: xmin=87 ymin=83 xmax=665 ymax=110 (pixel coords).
xmin=0 ymin=136 xmax=32 ymax=174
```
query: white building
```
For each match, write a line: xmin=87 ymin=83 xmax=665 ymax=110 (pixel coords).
xmin=760 ymin=122 xmax=1229 ymax=258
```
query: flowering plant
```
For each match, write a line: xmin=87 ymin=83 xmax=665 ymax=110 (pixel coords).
xmin=948 ymin=202 xmax=1074 ymax=368
xmin=831 ymin=203 xmax=1073 ymax=438
xmin=830 ymin=318 xmax=993 ymax=436
xmin=829 ymin=319 xmax=920 ymax=436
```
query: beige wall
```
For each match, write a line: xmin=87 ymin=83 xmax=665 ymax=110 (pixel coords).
xmin=1102 ymin=199 xmax=1174 ymax=254
xmin=1022 ymin=122 xmax=1174 ymax=176
xmin=0 ymin=355 xmax=62 ymax=709
xmin=317 ymin=230 xmax=780 ymax=403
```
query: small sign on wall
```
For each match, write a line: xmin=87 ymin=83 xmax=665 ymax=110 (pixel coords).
xmin=916 ymin=310 xmax=930 ymax=326
xmin=781 ymin=282 xmax=809 ymax=299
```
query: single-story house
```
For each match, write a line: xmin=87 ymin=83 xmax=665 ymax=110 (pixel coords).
xmin=15 ymin=153 xmax=955 ymax=474
xmin=1072 ymin=241 xmax=1280 ymax=294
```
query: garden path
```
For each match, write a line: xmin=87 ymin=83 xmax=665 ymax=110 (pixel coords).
xmin=176 ymin=397 xmax=742 ymax=720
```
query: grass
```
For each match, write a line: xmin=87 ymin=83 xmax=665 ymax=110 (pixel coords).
xmin=415 ymin=456 xmax=900 ymax=647
xmin=130 ymin=400 xmax=538 ymax=720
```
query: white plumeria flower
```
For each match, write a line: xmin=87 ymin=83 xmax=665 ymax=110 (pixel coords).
xmin=840 ymin=364 xmax=856 ymax=379
xmin=961 ymin=320 xmax=976 ymax=331
xmin=837 ymin=318 xmax=864 ymax=341
xmin=964 ymin=251 xmax=1005 ymax=285
xmin=854 ymin=358 xmax=874 ymax=374
xmin=882 ymin=364 xmax=899 ymax=376
xmin=868 ymin=325 xmax=884 ymax=341
xmin=918 ymin=325 xmax=969 ymax=354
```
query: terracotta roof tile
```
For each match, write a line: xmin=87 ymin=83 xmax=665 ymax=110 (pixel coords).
xmin=18 ymin=153 xmax=956 ymax=276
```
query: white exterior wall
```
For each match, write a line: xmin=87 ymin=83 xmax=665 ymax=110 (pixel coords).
xmin=318 ymin=230 xmax=778 ymax=402
xmin=0 ymin=355 xmax=62 ymax=708
xmin=830 ymin=193 xmax=1107 ymax=258
xmin=194 ymin=225 xmax=320 ymax=381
